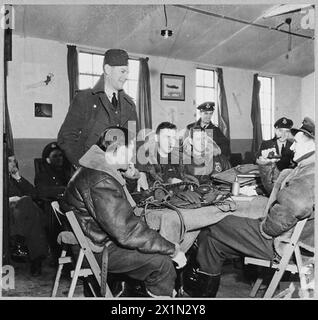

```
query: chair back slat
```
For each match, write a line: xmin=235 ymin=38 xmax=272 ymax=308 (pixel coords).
xmin=244 ymin=217 xmax=311 ymax=298
xmin=289 ymin=218 xmax=308 ymax=245
xmin=65 ymin=211 xmax=102 ymax=287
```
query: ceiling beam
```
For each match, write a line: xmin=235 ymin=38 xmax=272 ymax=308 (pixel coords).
xmin=174 ymin=5 xmax=314 ymax=40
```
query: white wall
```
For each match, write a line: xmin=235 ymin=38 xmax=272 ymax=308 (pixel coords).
xmin=275 ymin=75 xmax=302 ymax=126
xmin=7 ymin=35 xmax=304 ymax=142
xmin=301 ymin=72 xmax=315 ymax=122
xmin=7 ymin=35 xmax=69 ymax=139
xmin=148 ymin=56 xmax=196 ymax=136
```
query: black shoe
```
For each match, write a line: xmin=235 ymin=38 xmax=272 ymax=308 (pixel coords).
xmin=30 ymin=257 xmax=42 ymax=277
xmin=117 ymin=278 xmax=149 ymax=297
xmin=183 ymin=267 xmax=220 ymax=297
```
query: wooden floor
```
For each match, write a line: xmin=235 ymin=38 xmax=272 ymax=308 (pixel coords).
xmin=2 ymin=258 xmax=263 ymax=298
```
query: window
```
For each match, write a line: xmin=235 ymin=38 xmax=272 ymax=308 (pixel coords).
xmin=78 ymin=51 xmax=139 ymax=102
xmin=258 ymin=76 xmax=274 ymax=140
xmin=195 ymin=68 xmax=218 ymax=125
xmin=124 ymin=59 xmax=139 ymax=103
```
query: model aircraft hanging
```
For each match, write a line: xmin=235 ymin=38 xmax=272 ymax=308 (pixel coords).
xmin=26 ymin=73 xmax=54 ymax=90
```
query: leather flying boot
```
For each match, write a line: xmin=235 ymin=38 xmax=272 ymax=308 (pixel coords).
xmin=183 ymin=268 xmax=220 ymax=297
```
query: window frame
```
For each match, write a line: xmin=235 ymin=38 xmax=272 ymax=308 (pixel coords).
xmin=195 ymin=67 xmax=218 ymax=125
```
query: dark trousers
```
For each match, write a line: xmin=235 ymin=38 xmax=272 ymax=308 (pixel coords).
xmin=94 ymin=243 xmax=177 ymax=297
xmin=197 ymin=215 xmax=274 ymax=275
xmin=10 ymin=196 xmax=48 ymax=260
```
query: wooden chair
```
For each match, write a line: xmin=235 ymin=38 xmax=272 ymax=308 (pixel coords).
xmin=244 ymin=218 xmax=311 ymax=298
xmin=50 ymin=202 xmax=113 ymax=298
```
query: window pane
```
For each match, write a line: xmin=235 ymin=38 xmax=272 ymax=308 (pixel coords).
xmin=79 ymin=75 xmax=93 ymax=89
xmin=262 ymin=124 xmax=271 ymax=140
xmin=92 ymin=54 xmax=104 ymax=75
xmin=258 ymin=76 xmax=273 ymax=138
xmin=196 ymin=69 xmax=205 ymax=87
xmin=128 ymin=60 xmax=140 ymax=81
xmin=92 ymin=76 xmax=100 ymax=87
xmin=196 ymin=87 xmax=205 ymax=106
xmin=202 ymin=87 xmax=215 ymax=103
xmin=203 ymin=70 xmax=214 ymax=87
xmin=263 ymin=94 xmax=271 ymax=110
xmin=196 ymin=68 xmax=217 ymax=123
xmin=124 ymin=79 xmax=138 ymax=102
xmin=79 ymin=53 xmax=93 ymax=74
xmin=260 ymin=77 xmax=271 ymax=93
xmin=261 ymin=108 xmax=271 ymax=125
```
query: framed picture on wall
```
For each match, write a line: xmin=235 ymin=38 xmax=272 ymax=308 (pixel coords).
xmin=34 ymin=103 xmax=52 ymax=117
xmin=160 ymin=73 xmax=185 ymax=101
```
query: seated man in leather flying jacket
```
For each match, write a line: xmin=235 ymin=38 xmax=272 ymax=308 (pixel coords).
xmin=183 ymin=117 xmax=315 ymax=298
xmin=61 ymin=126 xmax=186 ymax=297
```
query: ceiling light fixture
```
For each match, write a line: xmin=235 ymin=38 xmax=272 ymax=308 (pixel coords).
xmin=161 ymin=5 xmax=173 ymax=39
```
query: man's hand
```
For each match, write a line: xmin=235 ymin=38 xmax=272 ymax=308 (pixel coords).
xmin=9 ymin=196 xmax=21 ymax=203
xmin=168 ymin=178 xmax=183 ymax=184
xmin=171 ymin=244 xmax=187 ymax=269
xmin=10 ymin=171 xmax=21 ymax=181
xmin=183 ymin=174 xmax=200 ymax=187
xmin=261 ymin=148 xmax=276 ymax=159
xmin=123 ymin=163 xmax=140 ymax=179
xmin=137 ymin=172 xmax=149 ymax=191
xmin=256 ymin=156 xmax=279 ymax=166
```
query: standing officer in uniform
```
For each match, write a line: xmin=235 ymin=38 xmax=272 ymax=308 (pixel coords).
xmin=184 ymin=102 xmax=230 ymax=158
xmin=57 ymin=49 xmax=138 ymax=167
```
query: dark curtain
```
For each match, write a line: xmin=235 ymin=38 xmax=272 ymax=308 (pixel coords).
xmin=67 ymin=45 xmax=79 ymax=103
xmin=3 ymin=21 xmax=14 ymax=264
xmin=137 ymin=57 xmax=152 ymax=138
xmin=216 ymin=68 xmax=231 ymax=146
xmin=251 ymin=74 xmax=263 ymax=155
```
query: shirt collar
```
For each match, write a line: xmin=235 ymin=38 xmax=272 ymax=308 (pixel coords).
xmin=91 ymin=75 xmax=118 ymax=100
xmin=105 ymin=88 xmax=118 ymax=101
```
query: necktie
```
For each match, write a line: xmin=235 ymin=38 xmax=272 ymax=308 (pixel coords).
xmin=111 ymin=92 xmax=118 ymax=107
xmin=281 ymin=143 xmax=285 ymax=155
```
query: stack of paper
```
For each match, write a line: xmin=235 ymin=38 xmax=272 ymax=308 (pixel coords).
xmin=211 ymin=164 xmax=259 ymax=187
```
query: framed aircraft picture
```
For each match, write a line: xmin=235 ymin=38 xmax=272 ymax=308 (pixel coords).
xmin=160 ymin=73 xmax=185 ymax=101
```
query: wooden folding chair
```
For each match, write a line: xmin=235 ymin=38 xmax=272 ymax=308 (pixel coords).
xmin=51 ymin=201 xmax=70 ymax=297
xmin=244 ymin=218 xmax=310 ymax=298
xmin=50 ymin=202 xmax=113 ymax=298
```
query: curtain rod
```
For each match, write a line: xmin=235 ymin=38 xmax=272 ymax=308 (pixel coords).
xmin=174 ymin=5 xmax=314 ymax=40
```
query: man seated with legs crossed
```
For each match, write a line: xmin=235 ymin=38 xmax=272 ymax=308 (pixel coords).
xmin=183 ymin=117 xmax=315 ymax=297
xmin=61 ymin=126 xmax=186 ymax=297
